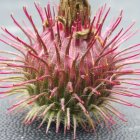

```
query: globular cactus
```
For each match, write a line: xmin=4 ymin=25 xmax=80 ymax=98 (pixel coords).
xmin=0 ymin=0 xmax=140 ymax=139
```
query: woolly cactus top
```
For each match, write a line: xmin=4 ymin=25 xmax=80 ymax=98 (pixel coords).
xmin=58 ymin=0 xmax=90 ymax=27
xmin=0 ymin=1 xmax=140 ymax=140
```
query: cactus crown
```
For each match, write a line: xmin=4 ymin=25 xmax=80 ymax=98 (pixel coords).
xmin=58 ymin=0 xmax=90 ymax=29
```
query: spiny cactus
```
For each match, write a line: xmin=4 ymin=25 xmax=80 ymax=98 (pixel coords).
xmin=0 ymin=0 xmax=140 ymax=139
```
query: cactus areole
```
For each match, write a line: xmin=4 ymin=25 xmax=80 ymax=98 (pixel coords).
xmin=0 ymin=0 xmax=140 ymax=139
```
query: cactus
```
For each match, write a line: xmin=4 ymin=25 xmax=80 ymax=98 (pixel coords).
xmin=0 ymin=1 xmax=140 ymax=139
